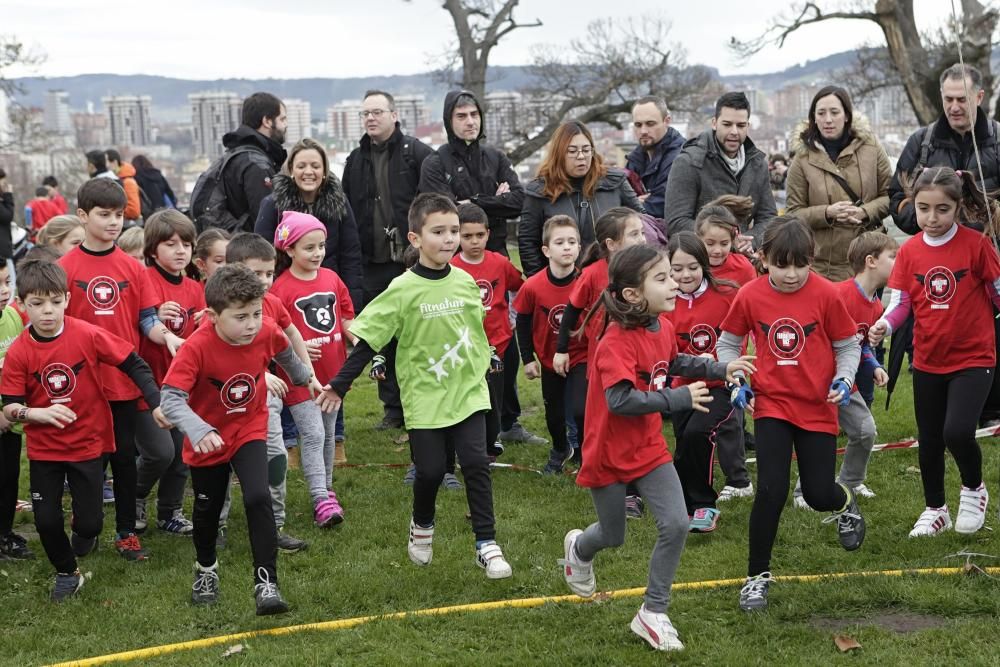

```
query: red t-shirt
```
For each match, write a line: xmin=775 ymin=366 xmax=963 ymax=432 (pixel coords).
xmin=51 ymin=193 xmax=68 ymax=215
xmin=721 ymin=273 xmax=857 ymax=435
xmin=835 ymin=278 xmax=884 ymax=393
xmin=1 ymin=317 xmax=133 ymax=461
xmin=263 ymin=291 xmax=293 ymax=330
xmin=714 ymin=253 xmax=757 ymax=286
xmin=450 ymin=252 xmax=524 ymax=356
xmin=576 ymin=319 xmax=677 ymax=488
xmin=512 ymin=268 xmax=588 ymax=371
xmin=138 ymin=266 xmax=206 ymax=385
xmin=270 ymin=268 xmax=353 ymax=405
xmin=666 ymin=284 xmax=737 ymax=389
xmin=26 ymin=199 xmax=60 ymax=232
xmin=162 ymin=318 xmax=289 ymax=467
xmin=568 ymin=258 xmax=609 ymax=361
xmin=888 ymin=225 xmax=1000 ymax=373
xmin=60 ymin=245 xmax=157 ymax=401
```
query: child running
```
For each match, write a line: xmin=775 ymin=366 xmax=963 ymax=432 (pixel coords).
xmin=271 ymin=211 xmax=353 ymax=528
xmin=558 ymin=244 xmax=754 ymax=651
xmin=870 ymin=167 xmax=1000 ymax=537
xmin=0 ymin=258 xmax=30 ymax=560
xmin=318 ymin=193 xmax=512 ymax=579
xmin=161 ymin=263 xmax=326 ymax=614
xmin=717 ymin=217 xmax=865 ymax=612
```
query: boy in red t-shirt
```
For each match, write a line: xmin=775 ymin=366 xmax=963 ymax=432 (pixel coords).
xmin=513 ymin=216 xmax=587 ymax=474
xmin=1 ymin=260 xmax=164 ymax=601
xmin=161 ymin=264 xmax=324 ymax=615
xmin=59 ymin=178 xmax=184 ymax=561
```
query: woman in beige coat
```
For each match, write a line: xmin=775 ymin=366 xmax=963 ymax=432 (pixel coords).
xmin=786 ymin=85 xmax=892 ymax=281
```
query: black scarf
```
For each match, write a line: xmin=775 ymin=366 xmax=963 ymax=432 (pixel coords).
xmin=271 ymin=173 xmax=348 ymax=224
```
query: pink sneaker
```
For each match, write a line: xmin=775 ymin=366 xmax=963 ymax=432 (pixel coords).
xmin=314 ymin=497 xmax=344 ymax=528
xmin=327 ymin=490 xmax=345 ymax=523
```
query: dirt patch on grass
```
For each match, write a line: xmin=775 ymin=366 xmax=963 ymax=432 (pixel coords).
xmin=810 ymin=611 xmax=948 ymax=634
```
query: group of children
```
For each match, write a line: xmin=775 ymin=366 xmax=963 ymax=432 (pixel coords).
xmin=1 ymin=164 xmax=999 ymax=654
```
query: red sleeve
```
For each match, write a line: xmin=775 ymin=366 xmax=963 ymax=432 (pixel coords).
xmin=823 ymin=286 xmax=859 ymax=341
xmin=93 ymin=326 xmax=138 ymax=367
xmin=976 ymin=234 xmax=1000 ymax=282
xmin=505 ymin=258 xmax=524 ymax=291
xmin=265 ymin=293 xmax=293 ymax=330
xmin=595 ymin=333 xmax=638 ymax=390
xmin=568 ymin=271 xmax=593 ymax=309
xmin=53 ymin=194 xmax=68 ymax=215
xmin=886 ymin=246 xmax=909 ymax=291
xmin=138 ymin=268 xmax=158 ymax=312
xmin=162 ymin=339 xmax=201 ymax=393
xmin=720 ymin=288 xmax=751 ymax=337
xmin=337 ymin=276 xmax=355 ymax=320
xmin=265 ymin=319 xmax=291 ymax=357
xmin=512 ymin=282 xmax=533 ymax=314
xmin=0 ymin=341 xmax=27 ymax=398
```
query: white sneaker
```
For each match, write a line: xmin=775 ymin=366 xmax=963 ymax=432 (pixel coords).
xmin=407 ymin=519 xmax=433 ymax=565
xmin=908 ymin=506 xmax=952 ymax=537
xmin=558 ymin=529 xmax=595 ymax=598
xmin=852 ymin=483 xmax=876 ymax=498
xmin=630 ymin=604 xmax=684 ymax=651
xmin=793 ymin=495 xmax=812 ymax=511
xmin=475 ymin=541 xmax=512 ymax=579
xmin=955 ymin=484 xmax=989 ymax=534
xmin=717 ymin=483 xmax=754 ymax=502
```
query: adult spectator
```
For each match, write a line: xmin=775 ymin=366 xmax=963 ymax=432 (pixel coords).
xmin=0 ymin=170 xmax=13 ymax=280
xmin=663 ymin=92 xmax=776 ymax=251
xmin=518 ymin=121 xmax=644 ymax=277
xmin=24 ymin=187 xmax=60 ymax=235
xmin=85 ymin=150 xmax=117 ymax=180
xmin=786 ymin=85 xmax=891 ymax=281
xmin=105 ymin=149 xmax=142 ymax=223
xmin=132 ymin=154 xmax=177 ymax=210
xmin=42 ymin=175 xmax=68 ymax=214
xmin=256 ymin=137 xmax=363 ymax=308
xmin=342 ymin=90 xmax=432 ymax=430
xmin=219 ymin=92 xmax=288 ymax=233
xmin=624 ymin=96 xmax=685 ymax=219
xmin=419 ymin=90 xmax=524 ymax=254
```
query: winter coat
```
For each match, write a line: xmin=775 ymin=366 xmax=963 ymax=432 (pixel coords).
xmin=115 ymin=162 xmax=142 ymax=221
xmin=134 ymin=166 xmax=177 ymax=210
xmin=0 ymin=192 xmax=12 ymax=259
xmin=624 ymin=126 xmax=686 ymax=219
xmin=518 ymin=170 xmax=644 ymax=276
xmin=889 ymin=111 xmax=1000 ymax=235
xmin=220 ymin=125 xmax=287 ymax=232
xmin=663 ymin=130 xmax=776 ymax=245
xmin=786 ymin=120 xmax=892 ymax=281
xmin=255 ymin=173 xmax=364 ymax=308
xmin=342 ymin=123 xmax=433 ymax=263
xmin=419 ymin=90 xmax=525 ymax=253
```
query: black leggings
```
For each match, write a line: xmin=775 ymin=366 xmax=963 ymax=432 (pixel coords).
xmin=30 ymin=457 xmax=104 ymax=574
xmin=913 ymin=367 xmax=993 ymax=508
xmin=541 ymin=367 xmax=585 ymax=459
xmin=672 ymin=386 xmax=742 ymax=513
xmin=748 ymin=418 xmax=846 ymax=577
xmin=410 ymin=412 xmax=495 ymax=542
xmin=446 ymin=371 xmax=503 ymax=474
xmin=0 ymin=430 xmax=22 ymax=535
xmin=190 ymin=440 xmax=277 ymax=585
xmin=105 ymin=400 xmax=138 ymax=534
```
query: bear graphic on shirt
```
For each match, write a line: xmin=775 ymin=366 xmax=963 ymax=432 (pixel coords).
xmin=294 ymin=292 xmax=337 ymax=335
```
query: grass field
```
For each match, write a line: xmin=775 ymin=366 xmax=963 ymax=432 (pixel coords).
xmin=5 ymin=361 xmax=1000 ymax=666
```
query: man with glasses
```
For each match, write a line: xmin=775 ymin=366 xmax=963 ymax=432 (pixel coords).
xmin=343 ymin=89 xmax=433 ymax=430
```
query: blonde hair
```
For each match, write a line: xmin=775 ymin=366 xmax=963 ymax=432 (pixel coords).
xmin=117 ymin=226 xmax=145 ymax=255
xmin=36 ymin=215 xmax=83 ymax=247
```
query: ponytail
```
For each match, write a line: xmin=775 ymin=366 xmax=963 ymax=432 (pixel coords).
xmin=579 ymin=207 xmax=640 ymax=267
xmin=580 ymin=245 xmax=664 ymax=336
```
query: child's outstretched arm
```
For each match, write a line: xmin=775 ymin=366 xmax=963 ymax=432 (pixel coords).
xmin=869 ymin=288 xmax=910 ymax=345
xmin=116 ymin=352 xmax=170 ymax=428
xmin=606 ymin=380 xmax=712 ymax=416
xmin=316 ymin=337 xmax=379 ymax=412
xmin=273 ymin=344 xmax=317 ymax=392
xmin=669 ymin=353 xmax=756 ymax=383
xmin=828 ymin=336 xmax=863 ymax=405
xmin=715 ymin=332 xmax=745 ymax=367
xmin=161 ymin=385 xmax=218 ymax=452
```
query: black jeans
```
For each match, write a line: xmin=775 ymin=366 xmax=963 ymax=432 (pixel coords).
xmin=362 ymin=261 xmax=405 ymax=421
xmin=0 ymin=430 xmax=21 ymax=535
xmin=410 ymin=412 xmax=496 ymax=542
xmin=748 ymin=418 xmax=846 ymax=576
xmin=190 ymin=440 xmax=277 ymax=585
xmin=913 ymin=367 xmax=993 ymax=507
xmin=105 ymin=400 xmax=138 ymax=534
xmin=672 ymin=386 xmax=743 ymax=513
xmin=30 ymin=456 xmax=103 ymax=574
xmin=135 ymin=411 xmax=189 ymax=520
xmin=541 ymin=367 xmax=585 ymax=460
xmin=500 ymin=340 xmax=521 ymax=431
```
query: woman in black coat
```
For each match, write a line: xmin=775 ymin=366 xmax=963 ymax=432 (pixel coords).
xmin=131 ymin=154 xmax=177 ymax=210
xmin=0 ymin=169 xmax=14 ymax=260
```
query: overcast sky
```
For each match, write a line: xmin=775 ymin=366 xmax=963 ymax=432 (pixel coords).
xmin=7 ymin=0 xmax=954 ymax=80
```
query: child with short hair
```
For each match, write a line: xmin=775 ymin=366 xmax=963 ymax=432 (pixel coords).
xmin=717 ymin=217 xmax=864 ymax=612
xmin=59 ymin=178 xmax=185 ymax=561
xmin=161 ymin=264 xmax=325 ymax=614
xmin=559 ymin=244 xmax=753 ymax=651
xmin=870 ymin=167 xmax=1000 ymax=537
xmin=36 ymin=216 xmax=85 ymax=257
xmin=117 ymin=226 xmax=145 ymax=263
xmin=192 ymin=228 xmax=230 ymax=283
xmin=318 ymin=193 xmax=512 ymax=578
xmin=513 ymin=216 xmax=587 ymax=474
xmin=0 ymin=259 xmax=30 ymax=560
xmin=1 ymin=259 xmax=164 ymax=600
xmin=695 ymin=196 xmax=758 ymax=286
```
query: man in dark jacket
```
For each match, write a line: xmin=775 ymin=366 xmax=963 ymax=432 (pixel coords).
xmin=418 ymin=90 xmax=525 ymax=254
xmin=219 ymin=92 xmax=288 ymax=232
xmin=625 ymin=96 xmax=685 ymax=219
xmin=342 ymin=89 xmax=433 ymax=430
xmin=664 ymin=92 xmax=776 ymax=250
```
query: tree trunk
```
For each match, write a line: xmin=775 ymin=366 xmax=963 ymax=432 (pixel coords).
xmin=960 ymin=0 xmax=1000 ymax=120
xmin=874 ymin=0 xmax=939 ymax=125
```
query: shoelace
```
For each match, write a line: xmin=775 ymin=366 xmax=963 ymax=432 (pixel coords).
xmin=192 ymin=568 xmax=218 ymax=594
xmin=740 ymin=575 xmax=769 ymax=601
xmin=118 ymin=534 xmax=142 ymax=550
xmin=256 ymin=567 xmax=278 ymax=600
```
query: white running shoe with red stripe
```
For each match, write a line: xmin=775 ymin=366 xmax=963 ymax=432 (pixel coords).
xmin=630 ymin=604 xmax=684 ymax=651
xmin=908 ymin=506 xmax=952 ymax=537
xmin=955 ymin=484 xmax=989 ymax=534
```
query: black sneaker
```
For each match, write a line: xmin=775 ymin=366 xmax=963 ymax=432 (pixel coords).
xmin=486 ymin=439 xmax=505 ymax=458
xmin=0 ymin=532 xmax=34 ymax=560
xmin=191 ymin=562 xmax=220 ymax=605
xmin=51 ymin=569 xmax=84 ymax=602
xmin=374 ymin=415 xmax=403 ymax=431
xmin=276 ymin=529 xmax=308 ymax=553
xmin=70 ymin=532 xmax=97 ymax=558
xmin=114 ymin=532 xmax=149 ymax=561
xmin=254 ymin=568 xmax=289 ymax=616
xmin=216 ymin=525 xmax=227 ymax=551
xmin=625 ymin=495 xmax=645 ymax=519
xmin=541 ymin=448 xmax=573 ymax=476
xmin=826 ymin=487 xmax=866 ymax=551
xmin=739 ymin=572 xmax=771 ymax=611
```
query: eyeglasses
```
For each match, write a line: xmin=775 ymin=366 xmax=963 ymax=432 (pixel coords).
xmin=566 ymin=146 xmax=593 ymax=158
xmin=358 ymin=109 xmax=391 ymax=119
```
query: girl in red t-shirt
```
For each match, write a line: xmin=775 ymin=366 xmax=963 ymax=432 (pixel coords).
xmin=665 ymin=232 xmax=744 ymax=533
xmin=718 ymin=217 xmax=864 ymax=612
xmin=559 ymin=244 xmax=753 ymax=652
xmin=695 ymin=196 xmax=758 ymax=287
xmin=870 ymin=167 xmax=1000 ymax=538
xmin=191 ymin=229 xmax=230 ymax=283
xmin=273 ymin=212 xmax=354 ymax=529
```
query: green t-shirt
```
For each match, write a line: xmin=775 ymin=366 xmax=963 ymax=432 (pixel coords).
xmin=351 ymin=267 xmax=490 ymax=429
xmin=0 ymin=306 xmax=26 ymax=434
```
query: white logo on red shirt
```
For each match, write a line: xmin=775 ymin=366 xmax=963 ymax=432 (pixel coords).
xmin=924 ymin=266 xmax=958 ymax=307
xmin=294 ymin=292 xmax=337 ymax=334
xmin=85 ymin=276 xmax=122 ymax=313
xmin=765 ymin=317 xmax=812 ymax=366
xmin=687 ymin=324 xmax=718 ymax=354
xmin=547 ymin=304 xmax=566 ymax=333
xmin=855 ymin=322 xmax=870 ymax=344
xmin=476 ymin=279 xmax=495 ymax=309
xmin=40 ymin=362 xmax=80 ymax=403
xmin=219 ymin=373 xmax=256 ymax=413
xmin=648 ymin=360 xmax=671 ymax=391
xmin=167 ymin=308 xmax=190 ymax=335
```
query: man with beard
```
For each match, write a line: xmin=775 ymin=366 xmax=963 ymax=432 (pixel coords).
xmin=625 ymin=96 xmax=686 ymax=220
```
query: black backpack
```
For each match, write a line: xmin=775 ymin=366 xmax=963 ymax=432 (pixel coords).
xmin=137 ymin=186 xmax=156 ymax=221
xmin=190 ymin=145 xmax=272 ymax=233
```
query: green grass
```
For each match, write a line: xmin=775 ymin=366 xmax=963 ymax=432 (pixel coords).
xmin=5 ymin=362 xmax=1000 ymax=665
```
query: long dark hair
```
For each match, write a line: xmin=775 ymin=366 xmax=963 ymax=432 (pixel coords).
xmin=800 ymin=85 xmax=854 ymax=147
xmin=131 ymin=154 xmax=154 ymax=171
xmin=667 ymin=231 xmax=738 ymax=293
xmin=582 ymin=245 xmax=665 ymax=335
xmin=902 ymin=165 xmax=1000 ymax=238
xmin=580 ymin=207 xmax=640 ymax=267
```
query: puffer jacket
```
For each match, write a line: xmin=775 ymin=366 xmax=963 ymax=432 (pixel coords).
xmin=116 ymin=162 xmax=142 ymax=221
xmin=518 ymin=169 xmax=643 ymax=276
xmin=785 ymin=120 xmax=892 ymax=281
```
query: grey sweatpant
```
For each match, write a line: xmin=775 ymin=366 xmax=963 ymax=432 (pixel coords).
xmin=220 ymin=393 xmax=288 ymax=528
xmin=288 ymin=400 xmax=337 ymax=503
xmin=793 ymin=391 xmax=877 ymax=496
xmin=574 ymin=463 xmax=688 ymax=613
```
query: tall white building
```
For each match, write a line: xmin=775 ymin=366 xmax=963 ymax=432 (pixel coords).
xmin=0 ymin=90 xmax=9 ymax=145
xmin=283 ymin=98 xmax=312 ymax=145
xmin=327 ymin=100 xmax=364 ymax=144
xmin=484 ymin=91 xmax=522 ymax=145
xmin=102 ymin=95 xmax=152 ymax=146
xmin=189 ymin=91 xmax=242 ymax=159
xmin=44 ymin=90 xmax=73 ymax=135
xmin=395 ymin=94 xmax=429 ymax=133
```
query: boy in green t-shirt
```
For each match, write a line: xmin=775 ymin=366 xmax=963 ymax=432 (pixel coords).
xmin=318 ymin=194 xmax=512 ymax=579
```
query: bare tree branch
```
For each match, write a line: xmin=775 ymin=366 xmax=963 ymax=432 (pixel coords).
xmin=729 ymin=2 xmax=879 ymax=62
